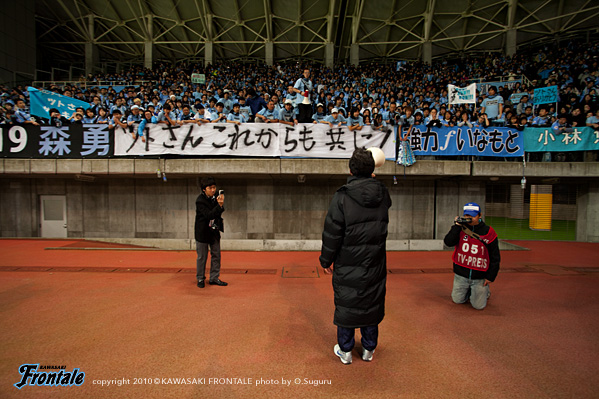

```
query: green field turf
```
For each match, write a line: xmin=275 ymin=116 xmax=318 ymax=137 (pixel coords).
xmin=484 ymin=217 xmax=576 ymax=241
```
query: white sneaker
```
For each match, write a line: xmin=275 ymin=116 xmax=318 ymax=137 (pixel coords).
xmin=333 ymin=344 xmax=352 ymax=365
xmin=362 ymin=348 xmax=375 ymax=362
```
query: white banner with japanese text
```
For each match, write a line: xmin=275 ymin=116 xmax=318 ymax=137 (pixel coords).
xmin=448 ymin=84 xmax=477 ymax=105
xmin=114 ymin=123 xmax=396 ymax=159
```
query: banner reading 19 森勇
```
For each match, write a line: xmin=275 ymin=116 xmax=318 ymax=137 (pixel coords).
xmin=0 ymin=124 xmax=113 ymax=158
xmin=404 ymin=126 xmax=524 ymax=157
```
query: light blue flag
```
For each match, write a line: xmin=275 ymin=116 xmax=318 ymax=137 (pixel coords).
xmin=533 ymin=86 xmax=559 ymax=105
xmin=523 ymin=127 xmax=599 ymax=152
xmin=28 ymin=87 xmax=91 ymax=119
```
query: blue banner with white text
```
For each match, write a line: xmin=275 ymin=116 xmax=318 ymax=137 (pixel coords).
xmin=405 ymin=126 xmax=524 ymax=157
xmin=28 ymin=87 xmax=92 ymax=119
xmin=533 ymin=86 xmax=559 ymax=105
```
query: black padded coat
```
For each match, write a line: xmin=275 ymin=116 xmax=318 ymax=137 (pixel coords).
xmin=319 ymin=176 xmax=392 ymax=328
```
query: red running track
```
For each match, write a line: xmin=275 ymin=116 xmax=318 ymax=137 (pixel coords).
xmin=0 ymin=239 xmax=597 ymax=398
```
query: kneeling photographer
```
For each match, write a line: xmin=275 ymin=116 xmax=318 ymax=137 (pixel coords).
xmin=443 ymin=203 xmax=501 ymax=310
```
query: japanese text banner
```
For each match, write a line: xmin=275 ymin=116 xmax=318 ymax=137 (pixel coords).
xmin=448 ymin=84 xmax=477 ymax=105
xmin=0 ymin=124 xmax=112 ymax=158
xmin=523 ymin=127 xmax=599 ymax=152
xmin=114 ymin=123 xmax=396 ymax=159
xmin=28 ymin=87 xmax=92 ymax=119
xmin=533 ymin=86 xmax=559 ymax=105
xmin=407 ymin=126 xmax=524 ymax=157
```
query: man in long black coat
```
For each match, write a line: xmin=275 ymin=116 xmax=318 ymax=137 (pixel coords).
xmin=320 ymin=148 xmax=392 ymax=365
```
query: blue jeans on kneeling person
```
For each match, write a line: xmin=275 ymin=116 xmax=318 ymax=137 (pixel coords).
xmin=452 ymin=273 xmax=490 ymax=310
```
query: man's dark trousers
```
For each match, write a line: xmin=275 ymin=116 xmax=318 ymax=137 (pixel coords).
xmin=337 ymin=325 xmax=378 ymax=352
xmin=196 ymin=240 xmax=221 ymax=282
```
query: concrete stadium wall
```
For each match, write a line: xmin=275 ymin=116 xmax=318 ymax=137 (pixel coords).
xmin=0 ymin=175 xmax=486 ymax=249
xmin=577 ymin=183 xmax=599 ymax=242
xmin=1 ymin=159 xmax=598 ymax=246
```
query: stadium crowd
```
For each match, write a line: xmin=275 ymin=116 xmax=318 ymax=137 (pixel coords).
xmin=1 ymin=39 xmax=598 ymax=158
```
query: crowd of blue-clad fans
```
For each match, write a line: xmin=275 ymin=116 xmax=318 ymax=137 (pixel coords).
xmin=1 ymin=40 xmax=598 ymax=156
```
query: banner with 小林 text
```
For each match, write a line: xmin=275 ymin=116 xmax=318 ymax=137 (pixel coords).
xmin=522 ymin=127 xmax=599 ymax=152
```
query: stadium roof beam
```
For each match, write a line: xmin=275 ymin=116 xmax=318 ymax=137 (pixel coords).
xmin=506 ymin=0 xmax=518 ymax=56
xmin=552 ymin=3 xmax=599 ymax=32
xmin=162 ymin=0 xmax=193 ymax=57
xmin=460 ymin=0 xmax=474 ymax=53
xmin=84 ymin=15 xmax=97 ymax=76
xmin=422 ymin=0 xmax=436 ymax=64
xmin=34 ymin=0 xmax=599 ymax=69
xmin=554 ymin=0 xmax=566 ymax=34
xmin=516 ymin=4 xmax=599 ymax=31
xmin=95 ymin=1 xmax=144 ymax=61
xmin=517 ymin=0 xmax=555 ymax=33
xmin=55 ymin=0 xmax=89 ymax=41
xmin=382 ymin=0 xmax=397 ymax=59
xmin=124 ymin=0 xmax=150 ymax=38
xmin=350 ymin=0 xmax=366 ymax=65
xmin=325 ymin=0 xmax=336 ymax=67
xmin=264 ymin=0 xmax=273 ymax=65
xmin=229 ymin=0 xmax=248 ymax=58
xmin=464 ymin=1 xmax=506 ymax=51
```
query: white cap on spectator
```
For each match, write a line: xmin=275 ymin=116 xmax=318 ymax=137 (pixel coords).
xmin=317 ymin=103 xmax=324 ymax=108
xmin=284 ymin=99 xmax=293 ymax=105
xmin=332 ymin=108 xmax=339 ymax=113
xmin=131 ymin=105 xmax=140 ymax=110
xmin=224 ymin=89 xmax=230 ymax=93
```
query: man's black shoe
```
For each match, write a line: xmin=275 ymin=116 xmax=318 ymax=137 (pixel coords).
xmin=209 ymin=279 xmax=228 ymax=286
xmin=197 ymin=280 xmax=205 ymax=288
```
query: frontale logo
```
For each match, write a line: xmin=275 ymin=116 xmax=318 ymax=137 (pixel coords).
xmin=14 ymin=364 xmax=85 ymax=389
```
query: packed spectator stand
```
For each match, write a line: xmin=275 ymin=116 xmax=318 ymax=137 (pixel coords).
xmin=1 ymin=40 xmax=598 ymax=161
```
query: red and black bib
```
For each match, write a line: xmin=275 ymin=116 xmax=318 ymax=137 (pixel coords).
xmin=452 ymin=227 xmax=497 ymax=271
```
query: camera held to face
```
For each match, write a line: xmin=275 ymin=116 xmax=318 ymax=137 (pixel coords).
xmin=456 ymin=216 xmax=473 ymax=225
